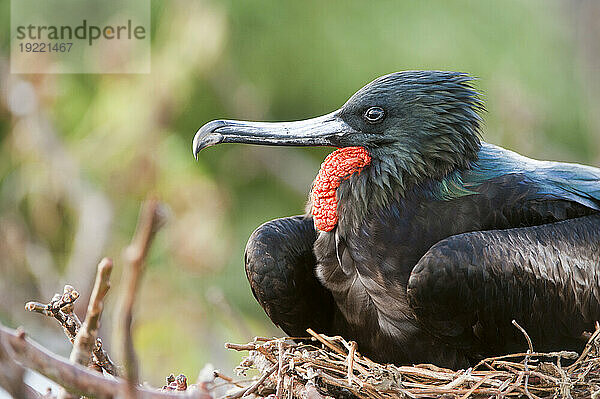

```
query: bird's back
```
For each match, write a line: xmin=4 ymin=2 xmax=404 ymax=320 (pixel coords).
xmin=464 ymin=143 xmax=600 ymax=211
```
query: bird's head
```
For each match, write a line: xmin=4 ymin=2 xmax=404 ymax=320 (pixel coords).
xmin=193 ymin=70 xmax=484 ymax=179
xmin=194 ymin=71 xmax=484 ymax=231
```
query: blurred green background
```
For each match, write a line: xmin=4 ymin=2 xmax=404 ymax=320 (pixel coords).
xmin=0 ymin=0 xmax=599 ymax=386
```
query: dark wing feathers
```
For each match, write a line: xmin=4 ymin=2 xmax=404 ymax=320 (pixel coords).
xmin=407 ymin=214 xmax=600 ymax=356
xmin=244 ymin=215 xmax=335 ymax=336
xmin=405 ymin=144 xmax=600 ymax=355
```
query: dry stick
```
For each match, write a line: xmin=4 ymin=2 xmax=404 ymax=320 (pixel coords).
xmin=512 ymin=320 xmax=533 ymax=354
xmin=302 ymin=358 xmax=347 ymax=375
xmin=25 ymin=286 xmax=81 ymax=343
xmin=117 ymin=199 xmax=166 ymax=399
xmin=70 ymin=258 xmax=113 ymax=367
xmin=346 ymin=340 xmax=357 ymax=386
xmin=25 ymin=302 xmax=55 ymax=317
xmin=439 ymin=368 xmax=472 ymax=390
xmin=61 ymin=284 xmax=121 ymax=377
xmin=500 ymin=371 xmax=525 ymax=396
xmin=394 ymin=366 xmax=475 ymax=382
xmin=459 ymin=372 xmax=503 ymax=399
xmin=255 ymin=346 xmax=279 ymax=364
xmin=0 ymin=328 xmax=26 ymax=399
xmin=312 ymin=373 xmax=371 ymax=399
xmin=306 ymin=328 xmax=369 ymax=376
xmin=492 ymin=363 xmax=545 ymax=398
xmin=272 ymin=376 xmax=325 ymax=399
xmin=0 ymin=324 xmax=206 ymax=399
xmin=568 ymin=322 xmax=600 ymax=373
xmin=226 ymin=364 xmax=278 ymax=399
xmin=93 ymin=338 xmax=119 ymax=376
xmin=224 ymin=343 xmax=256 ymax=352
xmin=574 ymin=359 xmax=597 ymax=386
xmin=58 ymin=286 xmax=83 ymax=343
xmin=306 ymin=329 xmax=346 ymax=358
xmin=556 ymin=360 xmax=573 ymax=399
xmin=58 ymin=258 xmax=115 ymax=399
xmin=25 ymin=285 xmax=119 ymax=376
xmin=213 ymin=371 xmax=245 ymax=389
xmin=511 ymin=320 xmax=536 ymax=399
xmin=472 ymin=350 xmax=578 ymax=371
xmin=276 ymin=340 xmax=284 ymax=398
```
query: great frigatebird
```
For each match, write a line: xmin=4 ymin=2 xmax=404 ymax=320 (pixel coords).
xmin=193 ymin=71 xmax=600 ymax=368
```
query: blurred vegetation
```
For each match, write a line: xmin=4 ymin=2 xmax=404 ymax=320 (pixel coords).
xmin=0 ymin=0 xmax=598 ymax=385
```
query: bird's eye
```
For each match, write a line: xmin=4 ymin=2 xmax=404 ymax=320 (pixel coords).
xmin=363 ymin=107 xmax=385 ymax=123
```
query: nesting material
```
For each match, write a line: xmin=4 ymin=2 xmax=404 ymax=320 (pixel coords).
xmin=225 ymin=327 xmax=600 ymax=398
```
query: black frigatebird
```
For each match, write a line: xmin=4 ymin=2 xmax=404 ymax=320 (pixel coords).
xmin=193 ymin=71 xmax=600 ymax=368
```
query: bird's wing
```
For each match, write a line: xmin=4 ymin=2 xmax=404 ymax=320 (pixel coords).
xmin=405 ymin=144 xmax=600 ymax=355
xmin=463 ymin=143 xmax=600 ymax=211
xmin=407 ymin=214 xmax=600 ymax=355
xmin=244 ymin=215 xmax=335 ymax=336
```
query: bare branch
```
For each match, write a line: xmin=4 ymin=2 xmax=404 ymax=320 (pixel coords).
xmin=512 ymin=320 xmax=535 ymax=399
xmin=346 ymin=340 xmax=357 ymax=386
xmin=275 ymin=340 xmax=285 ymax=398
xmin=117 ymin=199 xmax=167 ymax=398
xmin=0 ymin=324 xmax=208 ymax=399
xmin=24 ymin=302 xmax=54 ymax=317
xmin=25 ymin=283 xmax=118 ymax=376
xmin=70 ymin=258 xmax=113 ymax=367
xmin=92 ymin=338 xmax=119 ymax=376
xmin=512 ymin=319 xmax=533 ymax=353
xmin=25 ymin=286 xmax=81 ymax=343
xmin=57 ymin=258 xmax=114 ymax=399
xmin=225 ymin=364 xmax=277 ymax=399
xmin=0 ymin=327 xmax=26 ymax=399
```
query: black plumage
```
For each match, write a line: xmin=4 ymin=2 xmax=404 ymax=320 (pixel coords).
xmin=244 ymin=216 xmax=334 ymax=337
xmin=193 ymin=71 xmax=600 ymax=368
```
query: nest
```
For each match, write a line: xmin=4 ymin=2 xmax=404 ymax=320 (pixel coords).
xmin=223 ymin=328 xmax=600 ymax=398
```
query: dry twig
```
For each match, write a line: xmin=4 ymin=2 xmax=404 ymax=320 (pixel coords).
xmin=0 ymin=327 xmax=27 ymax=399
xmin=117 ymin=198 xmax=167 ymax=398
xmin=25 ymin=284 xmax=119 ymax=376
xmin=512 ymin=319 xmax=536 ymax=399
xmin=57 ymin=258 xmax=115 ymax=399
xmin=226 ymin=364 xmax=277 ymax=399
xmin=69 ymin=257 xmax=113 ymax=367
xmin=0 ymin=324 xmax=211 ymax=399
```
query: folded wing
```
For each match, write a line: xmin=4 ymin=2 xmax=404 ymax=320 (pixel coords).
xmin=244 ymin=215 xmax=335 ymax=336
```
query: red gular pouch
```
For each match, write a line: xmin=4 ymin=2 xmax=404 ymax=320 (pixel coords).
xmin=310 ymin=147 xmax=371 ymax=232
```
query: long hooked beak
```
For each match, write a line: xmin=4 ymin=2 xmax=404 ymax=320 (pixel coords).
xmin=192 ymin=111 xmax=357 ymax=159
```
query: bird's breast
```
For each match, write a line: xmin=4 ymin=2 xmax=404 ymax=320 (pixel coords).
xmin=311 ymin=147 xmax=371 ymax=232
xmin=313 ymin=229 xmax=415 ymax=341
